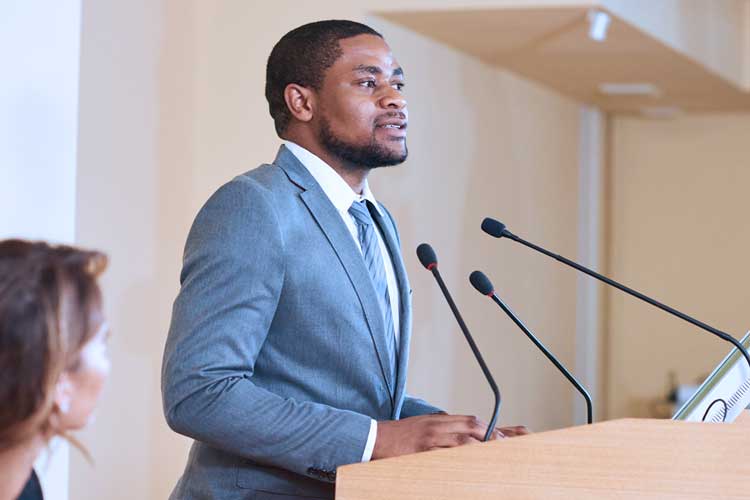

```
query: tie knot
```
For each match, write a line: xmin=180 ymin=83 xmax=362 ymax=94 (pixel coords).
xmin=348 ymin=200 xmax=373 ymax=227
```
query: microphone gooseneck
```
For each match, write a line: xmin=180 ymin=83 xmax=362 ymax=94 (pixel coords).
xmin=470 ymin=271 xmax=593 ymax=424
xmin=480 ymin=217 xmax=750 ymax=371
xmin=417 ymin=243 xmax=501 ymax=441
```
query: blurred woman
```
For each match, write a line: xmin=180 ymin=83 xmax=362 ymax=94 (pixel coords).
xmin=0 ymin=240 xmax=110 ymax=500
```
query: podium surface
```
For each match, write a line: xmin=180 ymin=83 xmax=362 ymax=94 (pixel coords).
xmin=336 ymin=416 xmax=750 ymax=499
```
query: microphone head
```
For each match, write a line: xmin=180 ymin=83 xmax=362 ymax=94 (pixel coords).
xmin=481 ymin=218 xmax=507 ymax=238
xmin=469 ymin=270 xmax=495 ymax=296
xmin=416 ymin=243 xmax=438 ymax=270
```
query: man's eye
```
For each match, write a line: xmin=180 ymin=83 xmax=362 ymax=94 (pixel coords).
xmin=393 ymin=82 xmax=405 ymax=91
xmin=360 ymin=80 xmax=376 ymax=88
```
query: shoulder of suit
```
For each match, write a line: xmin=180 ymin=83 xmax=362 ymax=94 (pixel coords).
xmin=194 ymin=164 xmax=287 ymax=218
xmin=235 ymin=163 xmax=288 ymax=189
xmin=213 ymin=163 xmax=298 ymax=202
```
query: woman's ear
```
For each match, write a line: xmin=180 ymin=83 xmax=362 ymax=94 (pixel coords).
xmin=283 ymin=83 xmax=315 ymax=124
xmin=53 ymin=373 xmax=73 ymax=415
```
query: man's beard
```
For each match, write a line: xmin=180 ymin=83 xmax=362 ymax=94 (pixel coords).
xmin=318 ymin=116 xmax=408 ymax=170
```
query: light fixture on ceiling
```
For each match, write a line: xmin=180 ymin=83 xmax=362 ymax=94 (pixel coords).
xmin=598 ymin=82 xmax=663 ymax=97
xmin=587 ymin=9 xmax=611 ymax=42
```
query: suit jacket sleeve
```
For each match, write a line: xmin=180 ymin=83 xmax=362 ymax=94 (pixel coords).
xmin=161 ymin=177 xmax=371 ymax=481
xmin=400 ymin=395 xmax=444 ymax=418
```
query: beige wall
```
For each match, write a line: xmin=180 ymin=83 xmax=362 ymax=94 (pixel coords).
xmin=606 ymin=113 xmax=750 ymax=418
xmin=73 ymin=1 xmax=581 ymax=498
xmin=1 ymin=1 xmax=83 ymax=498
xmin=369 ymin=18 xmax=580 ymax=426
xmin=602 ymin=0 xmax=748 ymax=90
xmin=73 ymin=1 xmax=193 ymax=499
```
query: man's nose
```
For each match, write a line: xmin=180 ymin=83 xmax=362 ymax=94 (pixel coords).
xmin=380 ymin=88 xmax=407 ymax=110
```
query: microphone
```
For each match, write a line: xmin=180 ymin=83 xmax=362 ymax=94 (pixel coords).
xmin=416 ymin=243 xmax=501 ymax=441
xmin=481 ymin=217 xmax=750 ymax=370
xmin=470 ymin=270 xmax=593 ymax=424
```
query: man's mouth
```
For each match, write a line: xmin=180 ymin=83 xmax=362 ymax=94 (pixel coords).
xmin=375 ymin=112 xmax=408 ymax=131
xmin=375 ymin=121 xmax=408 ymax=133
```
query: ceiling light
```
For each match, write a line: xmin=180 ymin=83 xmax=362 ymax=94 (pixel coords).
xmin=598 ymin=83 xmax=662 ymax=97
xmin=587 ymin=9 xmax=611 ymax=42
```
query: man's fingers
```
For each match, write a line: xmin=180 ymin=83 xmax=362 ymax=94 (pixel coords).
xmin=428 ymin=415 xmax=488 ymax=441
xmin=446 ymin=425 xmax=486 ymax=445
xmin=498 ymin=425 xmax=530 ymax=437
xmin=422 ymin=415 xmax=529 ymax=447
xmin=426 ymin=414 xmax=483 ymax=424
xmin=428 ymin=434 xmax=482 ymax=450
xmin=377 ymin=416 xmax=528 ymax=458
xmin=426 ymin=417 xmax=489 ymax=447
xmin=456 ymin=433 xmax=482 ymax=446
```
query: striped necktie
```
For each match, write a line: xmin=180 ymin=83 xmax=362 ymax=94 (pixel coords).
xmin=348 ymin=200 xmax=398 ymax=382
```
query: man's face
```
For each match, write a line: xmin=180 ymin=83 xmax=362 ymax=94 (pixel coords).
xmin=314 ymin=34 xmax=408 ymax=169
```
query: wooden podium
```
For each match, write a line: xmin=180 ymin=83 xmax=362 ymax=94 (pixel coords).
xmin=336 ymin=413 xmax=750 ymax=499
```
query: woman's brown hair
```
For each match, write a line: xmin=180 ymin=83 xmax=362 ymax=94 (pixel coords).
xmin=0 ymin=239 xmax=107 ymax=450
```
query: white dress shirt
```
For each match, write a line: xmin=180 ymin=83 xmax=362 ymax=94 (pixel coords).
xmin=285 ymin=141 xmax=399 ymax=463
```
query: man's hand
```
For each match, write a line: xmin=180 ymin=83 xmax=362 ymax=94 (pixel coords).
xmin=372 ymin=414 xmax=503 ymax=460
xmin=497 ymin=425 xmax=530 ymax=437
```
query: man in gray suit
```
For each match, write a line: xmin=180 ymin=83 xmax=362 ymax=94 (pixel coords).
xmin=162 ymin=20 xmax=525 ymax=500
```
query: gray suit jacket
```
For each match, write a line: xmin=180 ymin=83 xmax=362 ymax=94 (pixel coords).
xmin=162 ymin=146 xmax=441 ymax=500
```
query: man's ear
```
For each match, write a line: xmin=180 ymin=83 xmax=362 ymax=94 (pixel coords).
xmin=283 ymin=83 xmax=315 ymax=124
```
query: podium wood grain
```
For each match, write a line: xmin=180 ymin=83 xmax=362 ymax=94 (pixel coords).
xmin=336 ymin=415 xmax=750 ymax=499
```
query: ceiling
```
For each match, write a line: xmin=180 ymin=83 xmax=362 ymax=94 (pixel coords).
xmin=377 ymin=7 xmax=750 ymax=114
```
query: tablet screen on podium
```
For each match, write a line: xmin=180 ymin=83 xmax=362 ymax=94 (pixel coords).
xmin=673 ymin=331 xmax=750 ymax=423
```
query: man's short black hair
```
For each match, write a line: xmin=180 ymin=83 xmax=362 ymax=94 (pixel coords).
xmin=265 ymin=20 xmax=383 ymax=137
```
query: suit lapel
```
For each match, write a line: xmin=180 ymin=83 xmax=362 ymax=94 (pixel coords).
xmin=369 ymin=206 xmax=412 ymax=417
xmin=275 ymin=147 xmax=396 ymax=407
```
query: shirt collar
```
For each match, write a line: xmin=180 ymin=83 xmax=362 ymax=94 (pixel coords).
xmin=285 ymin=141 xmax=384 ymax=216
